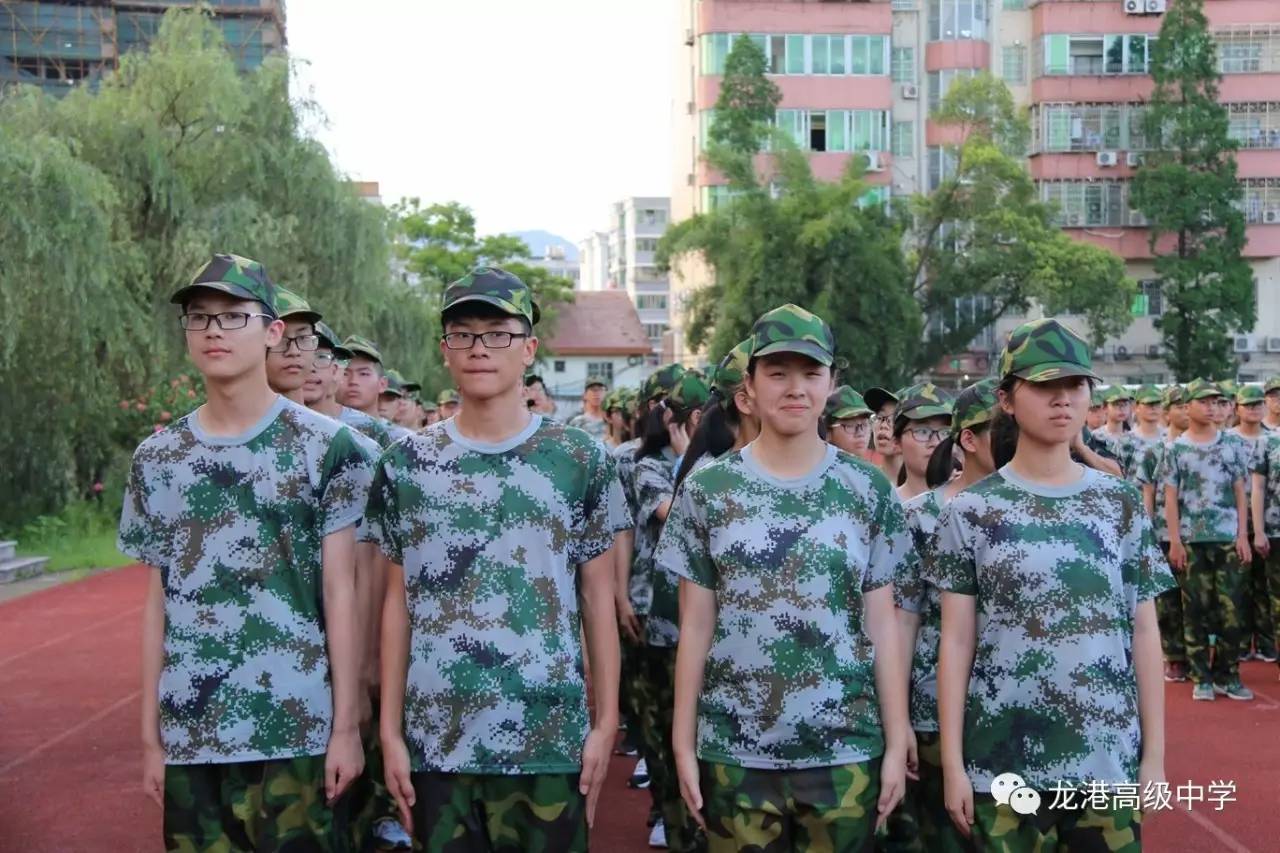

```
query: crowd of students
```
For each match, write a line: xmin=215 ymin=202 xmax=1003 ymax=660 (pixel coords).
xmin=120 ymin=254 xmax=1274 ymax=853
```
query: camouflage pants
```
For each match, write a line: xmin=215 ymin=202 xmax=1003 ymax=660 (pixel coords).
xmin=1155 ymin=544 xmax=1186 ymax=663
xmin=164 ymin=754 xmax=347 ymax=853
xmin=971 ymin=796 xmax=1141 ymax=852
xmin=1182 ymin=543 xmax=1246 ymax=684
xmin=1244 ymin=543 xmax=1277 ymax=655
xmin=633 ymin=641 xmax=663 ymax=817
xmin=619 ymin=629 xmax=646 ymax=752
xmin=643 ymin=645 xmax=706 ymax=852
xmin=346 ymin=701 xmax=397 ymax=852
xmin=875 ymin=731 xmax=972 ymax=853
xmin=699 ymin=758 xmax=882 ymax=853
xmin=1267 ymin=542 xmax=1280 ymax=661
xmin=409 ymin=771 xmax=586 ymax=853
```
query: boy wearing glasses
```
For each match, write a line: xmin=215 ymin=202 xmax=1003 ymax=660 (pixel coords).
xmin=825 ymin=385 xmax=875 ymax=459
xmin=367 ymin=267 xmax=624 ymax=851
xmin=119 ymin=254 xmax=373 ymax=851
xmin=266 ymin=285 xmax=322 ymax=405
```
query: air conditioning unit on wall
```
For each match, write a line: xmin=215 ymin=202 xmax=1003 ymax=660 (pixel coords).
xmin=1234 ymin=335 xmax=1253 ymax=353
xmin=1146 ymin=0 xmax=1168 ymax=14
xmin=1267 ymin=337 xmax=1280 ymax=353
xmin=1124 ymin=0 xmax=1144 ymax=14
xmin=901 ymin=84 xmax=919 ymax=100
xmin=1127 ymin=152 xmax=1144 ymax=167
xmin=1097 ymin=151 xmax=1119 ymax=167
xmin=1264 ymin=210 xmax=1280 ymax=224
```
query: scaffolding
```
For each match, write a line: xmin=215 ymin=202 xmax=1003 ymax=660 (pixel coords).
xmin=0 ymin=0 xmax=286 ymax=93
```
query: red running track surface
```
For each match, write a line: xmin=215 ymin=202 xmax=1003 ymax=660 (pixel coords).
xmin=1 ymin=565 xmax=1277 ymax=852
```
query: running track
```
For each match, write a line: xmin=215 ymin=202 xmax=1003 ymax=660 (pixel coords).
xmin=1 ymin=565 xmax=1276 ymax=851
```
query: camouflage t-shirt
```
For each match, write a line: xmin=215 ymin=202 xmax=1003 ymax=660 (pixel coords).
xmin=1117 ymin=429 xmax=1164 ymax=480
xmin=1229 ymin=428 xmax=1267 ymax=501
xmin=635 ymin=451 xmax=678 ymax=647
xmin=924 ymin=465 xmax=1175 ymax=793
xmin=118 ymin=396 xmax=373 ymax=764
xmin=364 ymin=414 xmax=624 ymax=774
xmin=613 ymin=438 xmax=647 ymax=610
xmin=1159 ymin=432 xmax=1249 ymax=543
xmin=339 ymin=406 xmax=395 ymax=449
xmin=1133 ymin=441 xmax=1171 ymax=542
xmin=657 ymin=443 xmax=911 ymax=770
xmin=566 ymin=412 xmax=608 ymax=444
xmin=895 ymin=488 xmax=946 ymax=733
xmin=1249 ymin=432 xmax=1280 ymax=538
xmin=384 ymin=420 xmax=416 ymax=446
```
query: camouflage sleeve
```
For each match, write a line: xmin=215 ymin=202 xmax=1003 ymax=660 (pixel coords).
xmin=1129 ymin=495 xmax=1177 ymax=603
xmin=1157 ymin=445 xmax=1179 ymax=495
xmin=1250 ymin=437 xmax=1268 ymax=476
xmin=866 ymin=487 xmax=912 ymax=594
xmin=655 ymin=480 xmax=716 ymax=589
xmin=1230 ymin=439 xmax=1249 ymax=485
xmin=363 ymin=456 xmax=402 ymax=565
xmin=571 ymin=443 xmax=622 ymax=565
xmin=117 ymin=450 xmax=165 ymax=567
xmin=1133 ymin=445 xmax=1156 ymax=486
xmin=634 ymin=457 xmax=675 ymax=526
xmin=923 ymin=502 xmax=978 ymax=596
xmin=606 ymin=458 xmax=632 ymax=533
xmin=318 ymin=428 xmax=374 ymax=537
xmin=894 ymin=507 xmax=929 ymax=613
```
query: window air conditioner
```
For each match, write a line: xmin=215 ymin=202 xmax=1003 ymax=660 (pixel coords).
xmin=1096 ymin=151 xmax=1119 ymax=167
xmin=1267 ymin=337 xmax=1280 ymax=354
xmin=1234 ymin=335 xmax=1253 ymax=353
xmin=1126 ymin=152 xmax=1144 ymax=167
xmin=1264 ymin=210 xmax=1280 ymax=224
xmin=901 ymin=84 xmax=919 ymax=100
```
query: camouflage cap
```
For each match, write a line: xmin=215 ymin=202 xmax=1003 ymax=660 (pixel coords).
xmin=271 ymin=285 xmax=322 ymax=325
xmin=172 ymin=252 xmax=278 ymax=316
xmin=863 ymin=386 xmax=899 ymax=413
xmin=401 ymin=379 xmax=422 ymax=394
xmin=998 ymin=318 xmax=1099 ymax=383
xmin=643 ymin=364 xmax=687 ymax=401
xmin=951 ymin=378 xmax=999 ymax=436
xmin=437 ymin=388 xmax=461 ymax=406
xmin=712 ymin=339 xmax=753 ymax=398
xmin=1133 ymin=384 xmax=1162 ymax=405
xmin=1218 ymin=378 xmax=1239 ymax=399
xmin=1102 ymin=385 xmax=1135 ymax=404
xmin=749 ymin=304 xmax=836 ymax=367
xmin=1236 ymin=383 xmax=1265 ymax=404
xmin=895 ymin=382 xmax=954 ymax=421
xmin=1090 ymin=389 xmax=1105 ymax=407
xmin=1162 ymin=384 xmax=1187 ymax=407
xmin=441 ymin=266 xmax=540 ymax=325
xmin=343 ymin=335 xmax=383 ymax=364
xmin=825 ymin=385 xmax=873 ymax=421
xmin=422 ymin=400 xmax=439 ymax=412
xmin=670 ymin=372 xmax=712 ymax=412
xmin=1265 ymin=376 xmax=1280 ymax=394
xmin=1184 ymin=378 xmax=1223 ymax=400
xmin=382 ymin=368 xmax=407 ymax=397
xmin=584 ymin=375 xmax=608 ymax=390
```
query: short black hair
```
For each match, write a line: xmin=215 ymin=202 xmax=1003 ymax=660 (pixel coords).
xmin=442 ymin=301 xmax=532 ymax=336
xmin=525 ymin=374 xmax=545 ymax=388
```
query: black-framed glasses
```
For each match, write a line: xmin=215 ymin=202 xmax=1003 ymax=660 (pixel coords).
xmin=905 ymin=426 xmax=948 ymax=443
xmin=180 ymin=311 xmax=274 ymax=331
xmin=313 ymin=352 xmax=336 ymax=367
xmin=833 ymin=421 xmax=871 ymax=435
xmin=443 ymin=331 xmax=529 ymax=350
xmin=268 ymin=334 xmax=320 ymax=354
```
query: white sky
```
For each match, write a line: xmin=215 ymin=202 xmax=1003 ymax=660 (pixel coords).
xmin=288 ymin=0 xmax=677 ymax=242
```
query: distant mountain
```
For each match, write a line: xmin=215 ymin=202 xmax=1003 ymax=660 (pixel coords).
xmin=508 ymin=230 xmax=580 ymax=262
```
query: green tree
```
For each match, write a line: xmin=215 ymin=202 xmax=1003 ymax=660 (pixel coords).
xmin=1131 ymin=0 xmax=1252 ymax=381
xmin=708 ymin=36 xmax=781 ymax=156
xmin=908 ymin=74 xmax=1135 ymax=370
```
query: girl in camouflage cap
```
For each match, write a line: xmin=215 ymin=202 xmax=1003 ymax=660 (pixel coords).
xmin=930 ymin=318 xmax=1175 ymax=850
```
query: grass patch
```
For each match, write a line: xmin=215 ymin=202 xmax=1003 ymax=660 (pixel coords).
xmin=10 ymin=502 xmax=132 ymax=573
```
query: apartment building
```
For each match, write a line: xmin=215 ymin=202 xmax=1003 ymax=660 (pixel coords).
xmin=672 ymin=0 xmax=1280 ymax=381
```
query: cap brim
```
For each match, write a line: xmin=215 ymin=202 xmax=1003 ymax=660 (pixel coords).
xmin=346 ymin=346 xmax=382 ymax=363
xmin=331 ymin=345 xmax=354 ymax=361
xmin=830 ymin=406 xmax=873 ymax=419
xmin=752 ymin=340 xmax=834 ymax=367
xmin=171 ymin=282 xmax=274 ymax=314
xmin=863 ymin=387 xmax=898 ymax=412
xmin=442 ymin=294 xmax=539 ymax=325
xmin=899 ymin=403 xmax=953 ymax=420
xmin=279 ymin=309 xmax=322 ymax=325
xmin=1189 ymin=390 xmax=1223 ymax=400
xmin=1013 ymin=362 xmax=1100 ymax=383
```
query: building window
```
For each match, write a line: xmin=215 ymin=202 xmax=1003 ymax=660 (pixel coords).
xmin=636 ymin=294 xmax=668 ymax=311
xmin=928 ymin=68 xmax=978 ymax=113
xmin=1001 ymin=45 xmax=1026 ymax=84
xmin=586 ymin=362 xmax=615 ymax=385
xmin=700 ymin=32 xmax=889 ymax=77
xmin=1002 ymin=0 xmax=1025 ymax=9
xmin=892 ymin=0 xmax=917 ymax=9
xmin=639 ymin=209 xmax=667 ymax=226
xmin=643 ymin=323 xmax=668 ymax=342
xmin=892 ymin=122 xmax=915 ymax=158
xmin=927 ymin=146 xmax=959 ymax=191
xmin=1039 ymin=34 xmax=1155 ymax=77
xmin=1039 ymin=180 xmax=1132 ymax=227
xmin=773 ymin=109 xmax=891 ymax=152
xmin=1133 ymin=280 xmax=1163 ymax=317
xmin=1215 ymin=24 xmax=1280 ymax=74
xmin=701 ymin=33 xmax=732 ymax=75
xmin=1242 ymin=178 xmax=1280 ymax=223
xmin=1033 ymin=104 xmax=1141 ymax=152
xmin=891 ymin=47 xmax=915 ymax=83
xmin=554 ymin=360 xmax=566 ymax=373
xmin=929 ymin=0 xmax=989 ymax=43
xmin=635 ymin=237 xmax=659 ymax=252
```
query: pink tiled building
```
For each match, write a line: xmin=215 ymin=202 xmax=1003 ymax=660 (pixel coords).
xmin=671 ymin=0 xmax=1280 ymax=382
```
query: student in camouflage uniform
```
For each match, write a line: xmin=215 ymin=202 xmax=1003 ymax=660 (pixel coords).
xmin=890 ymin=379 xmax=998 ymax=853
xmin=367 ymin=266 xmax=624 ymax=852
xmin=1135 ymin=385 xmax=1192 ymax=683
xmin=334 ymin=336 xmax=399 ymax=450
xmin=437 ymin=387 xmax=461 ymax=419
xmin=866 ymin=385 xmax=902 ymax=485
xmin=265 ymin=285 xmax=323 ymax=406
xmin=663 ymin=304 xmax=912 ymax=853
xmin=568 ymin=375 xmax=610 ymax=443
xmin=1161 ymin=379 xmax=1255 ymax=701
xmin=824 ymin=385 xmax=874 ymax=458
xmin=1249 ymin=414 xmax=1280 ymax=667
xmin=377 ymin=369 xmax=411 ymax=428
xmin=1086 ymin=388 xmax=1106 ymax=432
xmin=120 ymin=253 xmax=373 ymax=852
xmin=1116 ymin=384 xmax=1166 ymax=478
xmin=1232 ymin=384 xmax=1275 ymax=661
xmin=1094 ymin=385 xmax=1135 ymax=458
xmin=930 ymin=318 xmax=1174 ymax=851
xmin=1263 ymin=376 xmax=1280 ymax=431
xmin=891 ymin=384 xmax=954 ymax=501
